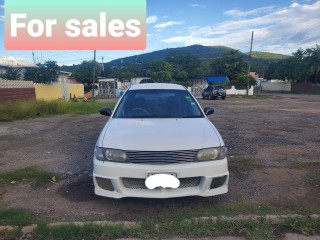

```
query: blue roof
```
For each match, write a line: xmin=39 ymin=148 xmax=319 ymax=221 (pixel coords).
xmin=205 ymin=76 xmax=228 ymax=83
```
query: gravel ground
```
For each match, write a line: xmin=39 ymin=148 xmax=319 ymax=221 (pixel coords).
xmin=0 ymin=94 xmax=319 ymax=222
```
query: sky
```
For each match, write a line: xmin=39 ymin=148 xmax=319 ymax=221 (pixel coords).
xmin=0 ymin=0 xmax=319 ymax=66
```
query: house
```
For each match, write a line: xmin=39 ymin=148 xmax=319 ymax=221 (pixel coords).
xmin=58 ymin=71 xmax=72 ymax=83
xmin=0 ymin=65 xmax=34 ymax=80
xmin=250 ymin=72 xmax=259 ymax=80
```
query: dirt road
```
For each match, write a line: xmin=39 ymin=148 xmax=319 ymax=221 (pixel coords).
xmin=0 ymin=95 xmax=319 ymax=222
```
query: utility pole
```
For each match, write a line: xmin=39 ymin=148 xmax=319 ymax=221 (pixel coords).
xmin=101 ymin=56 xmax=104 ymax=77
xmin=32 ymin=51 xmax=36 ymax=65
xmin=247 ymin=31 xmax=254 ymax=95
xmin=92 ymin=50 xmax=96 ymax=98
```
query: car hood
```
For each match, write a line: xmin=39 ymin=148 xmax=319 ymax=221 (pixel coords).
xmin=99 ymin=118 xmax=222 ymax=151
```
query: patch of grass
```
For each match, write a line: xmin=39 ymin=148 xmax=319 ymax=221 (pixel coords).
xmin=279 ymin=218 xmax=320 ymax=236
xmin=228 ymin=95 xmax=272 ymax=99
xmin=33 ymin=223 xmax=125 ymax=240
xmin=288 ymin=161 xmax=320 ymax=169
xmin=31 ymin=218 xmax=320 ymax=240
xmin=0 ymin=227 xmax=22 ymax=240
xmin=312 ymin=172 xmax=320 ymax=182
xmin=157 ymin=201 xmax=287 ymax=223
xmin=0 ymin=100 xmax=115 ymax=122
xmin=0 ymin=166 xmax=56 ymax=187
xmin=228 ymin=157 xmax=262 ymax=179
xmin=288 ymin=162 xmax=320 ymax=183
xmin=0 ymin=208 xmax=36 ymax=226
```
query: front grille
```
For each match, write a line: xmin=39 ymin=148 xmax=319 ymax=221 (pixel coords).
xmin=126 ymin=150 xmax=198 ymax=164
xmin=122 ymin=177 xmax=202 ymax=190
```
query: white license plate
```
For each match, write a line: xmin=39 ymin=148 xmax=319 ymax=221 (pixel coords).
xmin=147 ymin=172 xmax=177 ymax=178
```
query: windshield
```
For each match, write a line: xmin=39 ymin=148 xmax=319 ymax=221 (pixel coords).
xmin=113 ymin=89 xmax=204 ymax=118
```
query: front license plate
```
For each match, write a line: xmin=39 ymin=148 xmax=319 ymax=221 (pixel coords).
xmin=147 ymin=172 xmax=177 ymax=178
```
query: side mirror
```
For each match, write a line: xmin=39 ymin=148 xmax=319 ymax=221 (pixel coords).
xmin=204 ymin=106 xmax=214 ymax=116
xmin=100 ymin=107 xmax=112 ymax=116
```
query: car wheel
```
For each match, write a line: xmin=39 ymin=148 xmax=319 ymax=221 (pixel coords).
xmin=209 ymin=94 xmax=213 ymax=100
xmin=222 ymin=96 xmax=226 ymax=100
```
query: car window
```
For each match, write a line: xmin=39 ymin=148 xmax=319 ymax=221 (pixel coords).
xmin=214 ymin=86 xmax=225 ymax=90
xmin=113 ymin=89 xmax=204 ymax=118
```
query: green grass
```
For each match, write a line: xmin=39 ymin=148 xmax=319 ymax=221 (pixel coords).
xmin=0 ymin=227 xmax=22 ymax=240
xmin=1 ymin=205 xmax=319 ymax=240
xmin=228 ymin=157 xmax=262 ymax=179
xmin=287 ymin=161 xmax=320 ymax=183
xmin=288 ymin=161 xmax=320 ymax=169
xmin=33 ymin=223 xmax=125 ymax=240
xmin=279 ymin=218 xmax=320 ymax=235
xmin=228 ymin=95 xmax=272 ymax=99
xmin=0 ymin=208 xmax=36 ymax=226
xmin=0 ymin=166 xmax=56 ymax=187
xmin=29 ymin=218 xmax=320 ymax=240
xmin=0 ymin=100 xmax=115 ymax=122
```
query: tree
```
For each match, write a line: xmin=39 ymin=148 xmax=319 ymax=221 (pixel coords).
xmin=73 ymin=61 xmax=102 ymax=85
xmin=211 ymin=52 xmax=249 ymax=87
xmin=0 ymin=67 xmax=21 ymax=80
xmin=24 ymin=61 xmax=59 ymax=83
xmin=265 ymin=45 xmax=320 ymax=83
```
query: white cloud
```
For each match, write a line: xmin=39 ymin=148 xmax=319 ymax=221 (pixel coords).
xmin=224 ymin=6 xmax=275 ymax=18
xmin=146 ymin=15 xmax=158 ymax=24
xmin=0 ymin=5 xmax=4 ymax=8
xmin=0 ymin=16 xmax=4 ymax=22
xmin=0 ymin=56 xmax=34 ymax=66
xmin=154 ymin=21 xmax=184 ymax=29
xmin=162 ymin=16 xmax=169 ymax=18
xmin=162 ymin=1 xmax=320 ymax=54
xmin=190 ymin=3 xmax=206 ymax=9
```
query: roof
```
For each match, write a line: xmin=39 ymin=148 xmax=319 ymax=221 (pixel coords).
xmin=205 ymin=76 xmax=228 ymax=83
xmin=129 ymin=83 xmax=186 ymax=90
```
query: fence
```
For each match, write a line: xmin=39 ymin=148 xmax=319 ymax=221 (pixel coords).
xmin=0 ymin=80 xmax=36 ymax=101
xmin=227 ymin=86 xmax=254 ymax=95
xmin=261 ymin=82 xmax=291 ymax=92
xmin=0 ymin=80 xmax=34 ymax=88
xmin=0 ymin=80 xmax=84 ymax=101
xmin=292 ymin=82 xmax=320 ymax=94
xmin=261 ymin=81 xmax=320 ymax=94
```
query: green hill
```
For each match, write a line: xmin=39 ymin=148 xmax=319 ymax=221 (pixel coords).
xmin=105 ymin=45 xmax=239 ymax=67
xmin=246 ymin=51 xmax=290 ymax=60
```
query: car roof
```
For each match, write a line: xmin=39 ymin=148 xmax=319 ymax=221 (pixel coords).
xmin=129 ymin=83 xmax=186 ymax=91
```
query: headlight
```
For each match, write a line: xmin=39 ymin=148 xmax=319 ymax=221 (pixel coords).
xmin=95 ymin=147 xmax=128 ymax=162
xmin=197 ymin=147 xmax=227 ymax=161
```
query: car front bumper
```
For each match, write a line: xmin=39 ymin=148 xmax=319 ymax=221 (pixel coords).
xmin=93 ymin=157 xmax=229 ymax=199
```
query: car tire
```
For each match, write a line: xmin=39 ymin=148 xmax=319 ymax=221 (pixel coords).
xmin=222 ymin=96 xmax=226 ymax=100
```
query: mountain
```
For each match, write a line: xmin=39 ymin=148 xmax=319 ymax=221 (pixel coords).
xmin=60 ymin=45 xmax=290 ymax=77
xmin=105 ymin=45 xmax=239 ymax=67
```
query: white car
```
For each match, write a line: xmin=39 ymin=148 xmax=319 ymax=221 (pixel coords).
xmin=93 ymin=83 xmax=229 ymax=198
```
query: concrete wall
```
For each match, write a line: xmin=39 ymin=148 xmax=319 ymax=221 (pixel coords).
xmin=0 ymin=80 xmax=84 ymax=101
xmin=34 ymin=84 xmax=62 ymax=101
xmin=68 ymin=84 xmax=84 ymax=99
xmin=0 ymin=80 xmax=35 ymax=101
xmin=292 ymin=82 xmax=320 ymax=94
xmin=227 ymin=86 xmax=254 ymax=95
xmin=35 ymin=83 xmax=84 ymax=101
xmin=261 ymin=82 xmax=291 ymax=92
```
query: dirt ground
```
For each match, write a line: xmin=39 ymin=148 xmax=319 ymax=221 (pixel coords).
xmin=0 ymin=94 xmax=319 ymax=222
